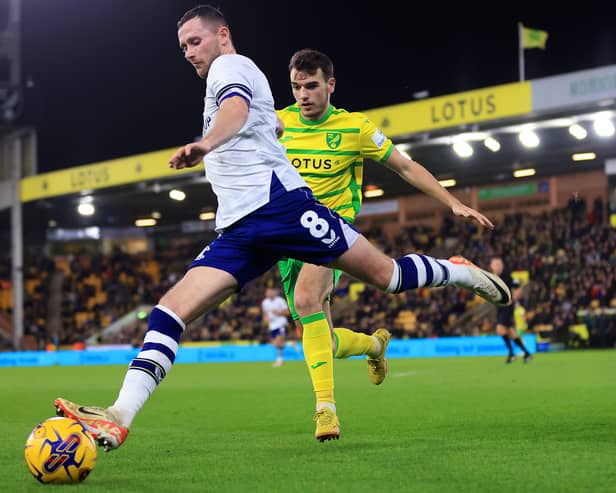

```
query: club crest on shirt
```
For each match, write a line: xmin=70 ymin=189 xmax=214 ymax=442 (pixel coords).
xmin=326 ymin=132 xmax=342 ymax=149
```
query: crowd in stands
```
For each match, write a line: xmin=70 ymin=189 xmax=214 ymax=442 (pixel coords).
xmin=1 ymin=196 xmax=614 ymax=350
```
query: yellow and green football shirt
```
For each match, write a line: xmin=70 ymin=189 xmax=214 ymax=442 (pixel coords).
xmin=277 ymin=104 xmax=394 ymax=222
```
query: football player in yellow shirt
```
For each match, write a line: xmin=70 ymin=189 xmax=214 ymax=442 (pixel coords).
xmin=277 ymin=49 xmax=498 ymax=440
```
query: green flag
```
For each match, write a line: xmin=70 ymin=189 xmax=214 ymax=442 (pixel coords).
xmin=522 ymin=26 xmax=548 ymax=49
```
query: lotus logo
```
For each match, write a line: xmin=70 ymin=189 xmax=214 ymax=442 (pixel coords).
xmin=326 ymin=132 xmax=342 ymax=149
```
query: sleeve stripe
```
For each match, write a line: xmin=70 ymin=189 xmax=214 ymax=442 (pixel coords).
xmin=218 ymin=92 xmax=251 ymax=107
xmin=216 ymin=83 xmax=252 ymax=105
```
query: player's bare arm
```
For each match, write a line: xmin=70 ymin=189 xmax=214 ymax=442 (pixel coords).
xmin=384 ymin=148 xmax=495 ymax=230
xmin=169 ymin=95 xmax=249 ymax=169
xmin=276 ymin=115 xmax=285 ymax=138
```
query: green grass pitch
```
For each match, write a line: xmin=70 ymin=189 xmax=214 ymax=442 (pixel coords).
xmin=2 ymin=350 xmax=615 ymax=492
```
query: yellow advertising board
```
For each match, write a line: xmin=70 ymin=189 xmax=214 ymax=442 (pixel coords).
xmin=21 ymin=148 xmax=200 ymax=202
xmin=363 ymin=82 xmax=532 ymax=137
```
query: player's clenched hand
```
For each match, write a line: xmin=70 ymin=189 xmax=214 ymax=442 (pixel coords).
xmin=451 ymin=203 xmax=495 ymax=230
xmin=169 ymin=142 xmax=208 ymax=169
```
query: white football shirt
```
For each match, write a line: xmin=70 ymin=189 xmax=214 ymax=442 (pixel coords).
xmin=261 ymin=296 xmax=289 ymax=331
xmin=202 ymin=54 xmax=306 ymax=231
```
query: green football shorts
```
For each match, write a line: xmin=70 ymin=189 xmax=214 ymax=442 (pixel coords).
xmin=277 ymin=257 xmax=343 ymax=320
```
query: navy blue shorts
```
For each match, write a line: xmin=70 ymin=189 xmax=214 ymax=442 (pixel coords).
xmin=188 ymin=187 xmax=359 ymax=288
xmin=269 ymin=327 xmax=285 ymax=338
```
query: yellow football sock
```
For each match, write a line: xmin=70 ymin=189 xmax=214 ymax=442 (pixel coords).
xmin=333 ymin=327 xmax=376 ymax=358
xmin=301 ymin=312 xmax=334 ymax=405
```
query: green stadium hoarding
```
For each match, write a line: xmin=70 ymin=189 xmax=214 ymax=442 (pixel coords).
xmin=478 ymin=182 xmax=542 ymax=201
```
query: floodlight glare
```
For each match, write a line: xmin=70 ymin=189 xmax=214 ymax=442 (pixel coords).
xmin=568 ymin=124 xmax=587 ymax=140
xmin=169 ymin=189 xmax=186 ymax=201
xmin=364 ymin=188 xmax=384 ymax=198
xmin=438 ymin=179 xmax=457 ymax=188
xmin=453 ymin=141 xmax=473 ymax=158
xmin=484 ymin=137 xmax=501 ymax=152
xmin=519 ymin=130 xmax=540 ymax=148
xmin=572 ymin=152 xmax=596 ymax=161
xmin=199 ymin=211 xmax=216 ymax=221
xmin=593 ymin=118 xmax=615 ymax=137
xmin=395 ymin=143 xmax=411 ymax=152
xmin=135 ymin=218 xmax=157 ymax=227
xmin=513 ymin=168 xmax=536 ymax=178
xmin=77 ymin=203 xmax=95 ymax=216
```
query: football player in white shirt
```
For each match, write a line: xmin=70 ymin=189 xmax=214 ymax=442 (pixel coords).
xmin=261 ymin=287 xmax=291 ymax=367
xmin=55 ymin=4 xmax=511 ymax=448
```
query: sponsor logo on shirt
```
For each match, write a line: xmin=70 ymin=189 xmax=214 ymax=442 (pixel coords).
xmin=290 ymin=158 xmax=333 ymax=170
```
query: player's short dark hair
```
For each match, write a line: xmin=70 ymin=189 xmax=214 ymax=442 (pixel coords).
xmin=177 ymin=4 xmax=228 ymax=29
xmin=288 ymin=49 xmax=334 ymax=80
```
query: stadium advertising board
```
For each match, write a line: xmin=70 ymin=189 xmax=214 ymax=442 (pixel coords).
xmin=532 ymin=64 xmax=616 ymax=111
xmin=478 ymin=181 xmax=549 ymax=201
xmin=363 ymin=82 xmax=532 ymax=137
xmin=20 ymin=148 xmax=199 ymax=202
xmin=0 ymin=335 xmax=537 ymax=367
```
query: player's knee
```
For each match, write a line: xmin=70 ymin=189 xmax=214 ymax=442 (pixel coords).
xmin=294 ymin=288 xmax=325 ymax=317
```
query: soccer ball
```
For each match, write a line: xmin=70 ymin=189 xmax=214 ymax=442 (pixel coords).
xmin=24 ymin=416 xmax=97 ymax=484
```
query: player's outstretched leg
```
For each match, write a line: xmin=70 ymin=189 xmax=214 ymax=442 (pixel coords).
xmin=380 ymin=253 xmax=511 ymax=307
xmin=54 ymin=304 xmax=184 ymax=451
xmin=333 ymin=327 xmax=391 ymax=384
xmin=367 ymin=328 xmax=391 ymax=385
xmin=54 ymin=398 xmax=128 ymax=452
xmin=314 ymin=407 xmax=340 ymax=442
xmin=448 ymin=256 xmax=511 ymax=306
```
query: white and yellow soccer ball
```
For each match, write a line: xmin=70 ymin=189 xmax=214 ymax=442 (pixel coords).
xmin=24 ymin=416 xmax=97 ymax=484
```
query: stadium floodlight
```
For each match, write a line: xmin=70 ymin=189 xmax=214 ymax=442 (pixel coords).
xmin=395 ymin=143 xmax=412 ymax=160
xmin=519 ymin=130 xmax=540 ymax=148
xmin=452 ymin=140 xmax=473 ymax=158
xmin=513 ymin=168 xmax=536 ymax=178
xmin=77 ymin=203 xmax=95 ymax=216
xmin=438 ymin=179 xmax=457 ymax=188
xmin=395 ymin=143 xmax=411 ymax=152
xmin=169 ymin=189 xmax=186 ymax=201
xmin=364 ymin=186 xmax=384 ymax=198
xmin=199 ymin=211 xmax=216 ymax=221
xmin=572 ymin=152 xmax=596 ymax=161
xmin=593 ymin=117 xmax=615 ymax=137
xmin=135 ymin=218 xmax=157 ymax=227
xmin=568 ymin=124 xmax=587 ymax=140
xmin=151 ymin=211 xmax=161 ymax=219
xmin=483 ymin=137 xmax=501 ymax=152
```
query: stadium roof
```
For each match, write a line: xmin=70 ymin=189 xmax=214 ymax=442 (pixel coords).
xmin=3 ymin=65 xmax=616 ymax=240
